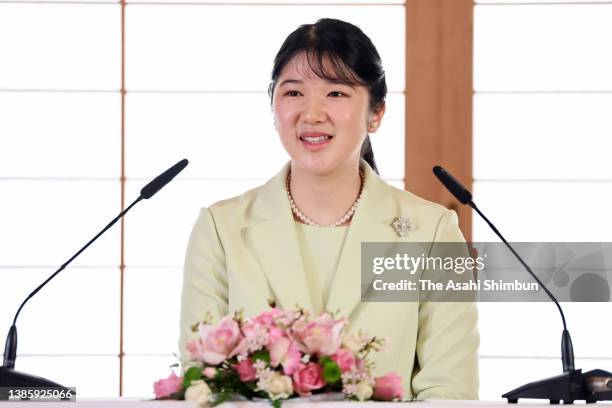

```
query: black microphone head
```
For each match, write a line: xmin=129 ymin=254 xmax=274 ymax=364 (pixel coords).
xmin=432 ymin=165 xmax=472 ymax=205
xmin=140 ymin=159 xmax=189 ymax=199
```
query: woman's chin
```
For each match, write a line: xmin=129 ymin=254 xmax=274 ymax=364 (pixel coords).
xmin=291 ymin=156 xmax=358 ymax=177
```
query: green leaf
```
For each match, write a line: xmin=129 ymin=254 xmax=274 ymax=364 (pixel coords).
xmin=252 ymin=350 xmax=271 ymax=364
xmin=322 ymin=361 xmax=342 ymax=384
xmin=182 ymin=366 xmax=202 ymax=388
xmin=271 ymin=399 xmax=282 ymax=408
xmin=318 ymin=356 xmax=333 ymax=366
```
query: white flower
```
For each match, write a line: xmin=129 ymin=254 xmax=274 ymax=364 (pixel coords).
xmin=185 ymin=380 xmax=211 ymax=408
xmin=354 ymin=381 xmax=373 ymax=401
xmin=341 ymin=333 xmax=363 ymax=354
xmin=253 ymin=359 xmax=267 ymax=372
xmin=264 ymin=373 xmax=294 ymax=400
xmin=378 ymin=337 xmax=390 ymax=353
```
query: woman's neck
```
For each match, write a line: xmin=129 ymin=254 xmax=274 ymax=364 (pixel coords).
xmin=288 ymin=161 xmax=363 ymax=226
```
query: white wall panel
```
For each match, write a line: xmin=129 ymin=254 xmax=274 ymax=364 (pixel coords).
xmin=123 ymin=268 xmax=182 ymax=354
xmin=122 ymin=355 xmax=177 ymax=398
xmin=0 ymin=4 xmax=120 ymax=90
xmin=123 ymin=179 xmax=263 ymax=268
xmin=474 ymin=93 xmax=612 ymax=180
xmin=363 ymin=94 xmax=404 ymax=180
xmin=126 ymin=5 xmax=405 ymax=92
xmin=0 ymin=180 xmax=121 ymax=267
xmin=124 ymin=93 xmax=286 ymax=180
xmin=0 ymin=268 xmax=119 ymax=354
xmin=479 ymin=303 xmax=612 ymax=359
xmin=475 ymin=4 xmax=612 ymax=91
xmin=17 ymin=356 xmax=119 ymax=397
xmin=472 ymin=181 xmax=612 ymax=242
xmin=0 ymin=92 xmax=120 ymax=178
xmin=125 ymin=93 xmax=403 ymax=180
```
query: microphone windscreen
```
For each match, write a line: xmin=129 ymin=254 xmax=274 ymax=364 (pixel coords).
xmin=140 ymin=159 xmax=189 ymax=199
xmin=432 ymin=165 xmax=472 ymax=205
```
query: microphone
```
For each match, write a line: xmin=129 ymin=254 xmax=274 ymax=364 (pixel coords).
xmin=432 ymin=166 xmax=472 ymax=205
xmin=1 ymin=159 xmax=188 ymax=389
xmin=140 ymin=158 xmax=188 ymax=199
xmin=433 ymin=165 xmax=612 ymax=404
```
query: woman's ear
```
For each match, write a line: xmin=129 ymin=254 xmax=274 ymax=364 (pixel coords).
xmin=368 ymin=103 xmax=386 ymax=133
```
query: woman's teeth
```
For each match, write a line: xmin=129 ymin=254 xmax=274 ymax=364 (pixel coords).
xmin=300 ymin=135 xmax=332 ymax=143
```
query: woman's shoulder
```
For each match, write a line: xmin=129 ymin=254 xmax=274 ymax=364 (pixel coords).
xmin=369 ymin=172 xmax=452 ymax=222
xmin=203 ymin=167 xmax=287 ymax=228
xmin=207 ymin=182 xmax=269 ymax=219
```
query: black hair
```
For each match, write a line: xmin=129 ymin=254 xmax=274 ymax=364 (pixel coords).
xmin=268 ymin=18 xmax=387 ymax=174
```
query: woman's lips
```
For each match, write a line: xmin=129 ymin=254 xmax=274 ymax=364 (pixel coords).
xmin=299 ymin=133 xmax=333 ymax=151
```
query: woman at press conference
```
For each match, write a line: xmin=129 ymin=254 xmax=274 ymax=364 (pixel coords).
xmin=179 ymin=18 xmax=479 ymax=400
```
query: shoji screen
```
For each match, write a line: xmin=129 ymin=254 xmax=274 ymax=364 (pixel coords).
xmin=0 ymin=3 xmax=122 ymax=396
xmin=0 ymin=1 xmax=405 ymax=397
xmin=474 ymin=0 xmax=612 ymax=400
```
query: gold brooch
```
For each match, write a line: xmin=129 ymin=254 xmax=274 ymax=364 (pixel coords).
xmin=391 ymin=217 xmax=416 ymax=237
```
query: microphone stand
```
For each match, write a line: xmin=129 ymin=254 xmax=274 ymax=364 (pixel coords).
xmin=0 ymin=197 xmax=142 ymax=390
xmin=1 ymin=159 xmax=188 ymax=391
xmin=432 ymin=166 xmax=612 ymax=404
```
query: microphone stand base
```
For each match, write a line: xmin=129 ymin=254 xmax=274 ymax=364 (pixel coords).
xmin=0 ymin=365 xmax=68 ymax=389
xmin=503 ymin=369 xmax=612 ymax=404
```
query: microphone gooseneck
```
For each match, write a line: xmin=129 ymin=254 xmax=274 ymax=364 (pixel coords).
xmin=432 ymin=165 xmax=574 ymax=372
xmin=2 ymin=159 xmax=188 ymax=373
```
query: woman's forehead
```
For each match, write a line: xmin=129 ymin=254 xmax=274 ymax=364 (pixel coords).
xmin=278 ymin=52 xmax=358 ymax=85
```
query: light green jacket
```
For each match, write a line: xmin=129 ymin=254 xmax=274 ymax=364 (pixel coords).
xmin=179 ymin=161 xmax=479 ymax=400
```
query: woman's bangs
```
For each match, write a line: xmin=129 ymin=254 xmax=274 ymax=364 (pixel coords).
xmin=304 ymin=49 xmax=365 ymax=87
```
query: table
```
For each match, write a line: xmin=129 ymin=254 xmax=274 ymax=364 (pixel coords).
xmin=2 ymin=399 xmax=612 ymax=407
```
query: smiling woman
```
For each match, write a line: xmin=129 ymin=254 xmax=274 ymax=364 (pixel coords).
xmin=180 ymin=18 xmax=479 ymax=400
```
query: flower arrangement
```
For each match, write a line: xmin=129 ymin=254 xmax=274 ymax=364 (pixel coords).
xmin=154 ymin=307 xmax=403 ymax=407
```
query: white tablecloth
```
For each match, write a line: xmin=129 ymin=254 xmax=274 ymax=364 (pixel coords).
xmin=3 ymin=398 xmax=611 ymax=407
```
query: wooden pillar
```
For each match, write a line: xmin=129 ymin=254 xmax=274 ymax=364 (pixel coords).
xmin=405 ymin=0 xmax=474 ymax=241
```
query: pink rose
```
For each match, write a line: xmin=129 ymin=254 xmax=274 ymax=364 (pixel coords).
xmin=153 ymin=372 xmax=182 ymax=399
xmin=292 ymin=363 xmax=325 ymax=396
xmin=254 ymin=309 xmax=284 ymax=326
xmin=196 ymin=316 xmax=243 ymax=365
xmin=331 ymin=348 xmax=356 ymax=373
xmin=234 ymin=358 xmax=257 ymax=382
xmin=281 ymin=342 xmax=302 ymax=375
xmin=373 ymin=373 xmax=404 ymax=400
xmin=269 ymin=337 xmax=290 ymax=368
xmin=267 ymin=326 xmax=284 ymax=345
xmin=290 ymin=313 xmax=346 ymax=356
xmin=186 ymin=339 xmax=204 ymax=360
xmin=268 ymin=337 xmax=302 ymax=375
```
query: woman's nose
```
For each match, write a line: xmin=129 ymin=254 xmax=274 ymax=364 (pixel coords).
xmin=301 ymin=97 xmax=327 ymax=124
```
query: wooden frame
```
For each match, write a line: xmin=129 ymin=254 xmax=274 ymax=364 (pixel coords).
xmin=405 ymin=0 xmax=474 ymax=241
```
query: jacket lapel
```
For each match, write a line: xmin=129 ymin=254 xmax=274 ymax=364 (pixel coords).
xmin=241 ymin=163 xmax=315 ymax=313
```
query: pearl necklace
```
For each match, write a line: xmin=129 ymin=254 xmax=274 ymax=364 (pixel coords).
xmin=286 ymin=168 xmax=364 ymax=227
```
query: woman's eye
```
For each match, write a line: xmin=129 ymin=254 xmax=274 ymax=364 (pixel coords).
xmin=285 ymin=90 xmax=301 ymax=97
xmin=328 ymin=91 xmax=346 ymax=97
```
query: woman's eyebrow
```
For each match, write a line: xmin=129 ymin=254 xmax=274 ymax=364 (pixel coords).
xmin=278 ymin=79 xmax=302 ymax=87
